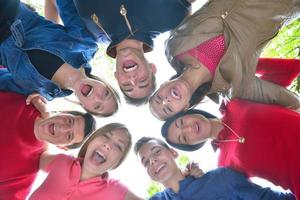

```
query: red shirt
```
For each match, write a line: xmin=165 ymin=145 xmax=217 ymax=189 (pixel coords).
xmin=217 ymin=99 xmax=300 ymax=198
xmin=29 ymin=154 xmax=129 ymax=200
xmin=0 ymin=91 xmax=43 ymax=200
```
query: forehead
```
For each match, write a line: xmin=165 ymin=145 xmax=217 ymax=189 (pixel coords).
xmin=138 ymin=140 xmax=164 ymax=158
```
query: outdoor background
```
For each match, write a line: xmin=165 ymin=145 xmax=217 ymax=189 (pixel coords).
xmin=22 ymin=0 xmax=300 ymax=199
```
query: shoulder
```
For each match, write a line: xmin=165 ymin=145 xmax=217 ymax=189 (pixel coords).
xmin=149 ymin=191 xmax=167 ymax=200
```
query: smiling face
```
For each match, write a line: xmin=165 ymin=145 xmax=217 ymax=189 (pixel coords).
xmin=150 ymin=79 xmax=191 ymax=120
xmin=34 ymin=113 xmax=85 ymax=146
xmin=82 ymin=128 xmax=130 ymax=177
xmin=167 ymin=114 xmax=212 ymax=145
xmin=137 ymin=140 xmax=179 ymax=184
xmin=74 ymin=78 xmax=117 ymax=116
xmin=115 ymin=47 xmax=156 ymax=99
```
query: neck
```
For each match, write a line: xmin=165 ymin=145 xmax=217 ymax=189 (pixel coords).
xmin=209 ymin=118 xmax=224 ymax=139
xmin=116 ymin=39 xmax=144 ymax=53
xmin=163 ymin=168 xmax=185 ymax=193
xmin=51 ymin=63 xmax=86 ymax=91
xmin=179 ymin=55 xmax=212 ymax=94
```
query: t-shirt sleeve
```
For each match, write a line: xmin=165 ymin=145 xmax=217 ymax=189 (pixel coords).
xmin=44 ymin=154 xmax=74 ymax=173
xmin=105 ymin=179 xmax=129 ymax=199
xmin=223 ymin=168 xmax=295 ymax=200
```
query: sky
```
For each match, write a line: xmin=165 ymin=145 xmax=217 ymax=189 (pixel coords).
xmin=25 ymin=0 xmax=288 ymax=199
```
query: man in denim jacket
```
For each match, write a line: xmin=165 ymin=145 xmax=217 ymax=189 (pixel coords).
xmin=73 ymin=0 xmax=192 ymax=105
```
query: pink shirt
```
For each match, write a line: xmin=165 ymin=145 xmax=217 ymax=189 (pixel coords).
xmin=177 ymin=35 xmax=225 ymax=77
xmin=29 ymin=154 xmax=128 ymax=200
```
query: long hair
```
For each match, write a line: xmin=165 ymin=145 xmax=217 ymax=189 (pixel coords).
xmin=78 ymin=123 xmax=132 ymax=169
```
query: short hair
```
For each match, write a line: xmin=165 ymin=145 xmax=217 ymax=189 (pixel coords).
xmin=134 ymin=136 xmax=170 ymax=155
xmin=121 ymin=74 xmax=157 ymax=106
xmin=85 ymin=73 xmax=120 ymax=117
xmin=64 ymin=111 xmax=96 ymax=149
xmin=78 ymin=123 xmax=132 ymax=169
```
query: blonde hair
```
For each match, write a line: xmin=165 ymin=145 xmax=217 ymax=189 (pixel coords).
xmin=78 ymin=123 xmax=132 ymax=169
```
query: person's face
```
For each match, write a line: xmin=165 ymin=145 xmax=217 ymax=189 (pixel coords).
xmin=137 ymin=140 xmax=179 ymax=184
xmin=82 ymin=129 xmax=130 ymax=176
xmin=75 ymin=78 xmax=117 ymax=115
xmin=34 ymin=113 xmax=85 ymax=146
xmin=150 ymin=79 xmax=191 ymax=120
xmin=168 ymin=114 xmax=211 ymax=145
xmin=115 ymin=47 xmax=156 ymax=99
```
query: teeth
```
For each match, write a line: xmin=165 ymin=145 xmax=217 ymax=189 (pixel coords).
xmin=155 ymin=164 xmax=165 ymax=174
xmin=87 ymin=87 xmax=93 ymax=97
xmin=123 ymin=64 xmax=137 ymax=72
xmin=96 ymin=150 xmax=106 ymax=161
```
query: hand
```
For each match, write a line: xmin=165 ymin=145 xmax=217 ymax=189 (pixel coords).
xmin=183 ymin=162 xmax=204 ymax=178
xmin=26 ymin=93 xmax=49 ymax=118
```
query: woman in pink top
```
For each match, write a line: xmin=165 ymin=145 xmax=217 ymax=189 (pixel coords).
xmin=29 ymin=123 xmax=143 ymax=200
xmin=149 ymin=0 xmax=300 ymax=120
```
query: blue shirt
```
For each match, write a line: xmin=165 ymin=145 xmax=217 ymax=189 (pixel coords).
xmin=150 ymin=168 xmax=295 ymax=200
xmin=0 ymin=0 xmax=99 ymax=100
xmin=73 ymin=0 xmax=191 ymax=58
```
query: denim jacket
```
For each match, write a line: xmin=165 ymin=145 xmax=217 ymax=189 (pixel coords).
xmin=0 ymin=0 xmax=99 ymax=100
xmin=150 ymin=168 xmax=295 ymax=200
xmin=73 ymin=0 xmax=191 ymax=58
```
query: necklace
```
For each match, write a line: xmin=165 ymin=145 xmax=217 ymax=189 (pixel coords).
xmin=215 ymin=122 xmax=245 ymax=144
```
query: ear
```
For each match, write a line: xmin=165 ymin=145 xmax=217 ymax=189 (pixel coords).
xmin=150 ymin=63 xmax=157 ymax=74
xmin=170 ymin=148 xmax=179 ymax=159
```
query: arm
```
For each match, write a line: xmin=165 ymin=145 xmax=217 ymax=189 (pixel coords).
xmin=224 ymin=168 xmax=295 ymax=200
xmin=0 ymin=68 xmax=29 ymax=95
xmin=238 ymin=77 xmax=300 ymax=110
xmin=256 ymin=58 xmax=300 ymax=87
xmin=44 ymin=0 xmax=61 ymax=23
xmin=124 ymin=190 xmax=144 ymax=200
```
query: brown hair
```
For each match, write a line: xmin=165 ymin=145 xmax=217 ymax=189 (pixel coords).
xmin=78 ymin=123 xmax=132 ymax=169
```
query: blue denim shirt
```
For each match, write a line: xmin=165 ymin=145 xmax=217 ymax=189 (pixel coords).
xmin=73 ymin=0 xmax=191 ymax=58
xmin=0 ymin=0 xmax=100 ymax=100
xmin=150 ymin=168 xmax=295 ymax=200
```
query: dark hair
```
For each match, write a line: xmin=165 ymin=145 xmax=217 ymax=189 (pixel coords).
xmin=161 ymin=109 xmax=217 ymax=151
xmin=134 ymin=136 xmax=170 ymax=155
xmin=64 ymin=111 xmax=96 ymax=149
xmin=121 ymin=74 xmax=157 ymax=106
xmin=85 ymin=73 xmax=120 ymax=117
xmin=78 ymin=123 xmax=132 ymax=169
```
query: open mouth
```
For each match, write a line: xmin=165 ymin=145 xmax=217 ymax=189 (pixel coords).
xmin=155 ymin=163 xmax=166 ymax=175
xmin=49 ymin=124 xmax=55 ymax=136
xmin=90 ymin=150 xmax=106 ymax=165
xmin=170 ymin=88 xmax=181 ymax=100
xmin=81 ymin=84 xmax=93 ymax=97
xmin=123 ymin=60 xmax=138 ymax=72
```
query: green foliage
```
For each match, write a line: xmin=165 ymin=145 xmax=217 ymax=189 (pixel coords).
xmin=146 ymin=181 xmax=164 ymax=199
xmin=262 ymin=19 xmax=300 ymax=95
xmin=177 ymin=154 xmax=190 ymax=168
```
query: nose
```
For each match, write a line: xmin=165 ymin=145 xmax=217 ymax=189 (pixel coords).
xmin=150 ymin=156 xmax=157 ymax=165
xmin=57 ymin=123 xmax=73 ymax=134
xmin=182 ymin=125 xmax=192 ymax=135
xmin=128 ymin=74 xmax=137 ymax=86
xmin=162 ymin=96 xmax=171 ymax=105
xmin=103 ymin=143 xmax=111 ymax=151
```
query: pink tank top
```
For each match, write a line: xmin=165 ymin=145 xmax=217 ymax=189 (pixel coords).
xmin=177 ymin=35 xmax=225 ymax=77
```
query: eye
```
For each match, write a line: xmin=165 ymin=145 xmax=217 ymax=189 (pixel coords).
xmin=180 ymin=118 xmax=184 ymax=127
xmin=105 ymin=89 xmax=110 ymax=97
xmin=143 ymin=160 xmax=150 ymax=167
xmin=154 ymin=149 xmax=161 ymax=155
xmin=113 ymin=143 xmax=123 ymax=152
xmin=68 ymin=133 xmax=73 ymax=141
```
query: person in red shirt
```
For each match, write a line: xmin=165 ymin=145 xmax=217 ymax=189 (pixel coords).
xmin=161 ymin=98 xmax=300 ymax=199
xmin=0 ymin=91 xmax=96 ymax=200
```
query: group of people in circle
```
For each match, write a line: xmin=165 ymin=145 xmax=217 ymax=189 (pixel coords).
xmin=0 ymin=0 xmax=300 ymax=199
